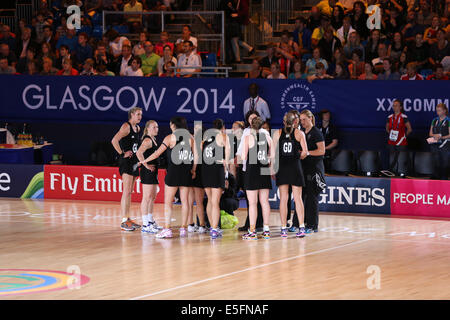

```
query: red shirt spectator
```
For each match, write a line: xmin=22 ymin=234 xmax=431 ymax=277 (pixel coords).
xmin=154 ymin=31 xmax=174 ymax=57
xmin=400 ymin=73 xmax=423 ymax=80
xmin=400 ymin=62 xmax=423 ymax=80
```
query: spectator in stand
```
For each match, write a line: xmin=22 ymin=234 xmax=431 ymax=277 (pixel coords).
xmin=292 ymin=17 xmax=312 ymax=56
xmin=358 ymin=61 xmax=378 ymax=79
xmin=73 ymin=32 xmax=93 ymax=70
xmin=42 ymin=25 xmax=57 ymax=53
xmin=37 ymin=42 xmax=56 ymax=69
xmin=277 ymin=43 xmax=296 ymax=77
xmin=427 ymin=63 xmax=449 ymax=80
xmin=406 ymin=33 xmax=430 ymax=71
xmin=429 ymin=29 xmax=450 ymax=68
xmin=365 ymin=29 xmax=382 ymax=62
xmin=56 ymin=28 xmax=77 ymax=53
xmin=307 ymin=62 xmax=334 ymax=82
xmin=157 ymin=44 xmax=177 ymax=76
xmin=308 ymin=6 xmax=323 ymax=32
xmin=327 ymin=46 xmax=347 ymax=75
xmin=108 ymin=29 xmax=129 ymax=60
xmin=16 ymin=27 xmax=38 ymax=60
xmin=333 ymin=62 xmax=350 ymax=79
xmin=40 ymin=56 xmax=58 ymax=75
xmin=343 ymin=31 xmax=365 ymax=60
xmin=306 ymin=47 xmax=329 ymax=75
xmin=115 ymin=43 xmax=134 ymax=76
xmin=317 ymin=0 xmax=343 ymax=17
xmin=93 ymin=41 xmax=114 ymax=71
xmin=278 ymin=30 xmax=299 ymax=58
xmin=402 ymin=10 xmax=425 ymax=42
xmin=0 ymin=57 xmax=15 ymax=74
xmin=417 ymin=0 xmax=434 ymax=26
xmin=260 ymin=43 xmax=279 ymax=72
xmin=379 ymin=0 xmax=408 ymax=18
xmin=16 ymin=47 xmax=37 ymax=74
xmin=377 ymin=57 xmax=401 ymax=79
xmin=0 ymin=43 xmax=18 ymax=68
xmin=159 ymin=60 xmax=176 ymax=77
xmin=424 ymin=15 xmax=441 ymax=45
xmin=132 ymin=32 xmax=147 ymax=56
xmin=140 ymin=41 xmax=160 ymax=77
xmin=96 ymin=63 xmax=115 ymax=76
xmin=34 ymin=13 xmax=46 ymax=43
xmin=337 ymin=16 xmax=355 ymax=45
xmin=331 ymin=4 xmax=345 ymax=30
xmin=245 ymin=58 xmax=266 ymax=79
xmin=372 ymin=43 xmax=390 ymax=73
xmin=318 ymin=27 xmax=342 ymax=62
xmin=155 ymin=31 xmax=174 ymax=56
xmin=0 ymin=25 xmax=17 ymax=53
xmin=311 ymin=15 xmax=332 ymax=48
xmin=175 ymin=25 xmax=198 ymax=54
xmin=242 ymin=83 xmax=271 ymax=122
xmin=348 ymin=48 xmax=365 ymax=79
xmin=57 ymin=57 xmax=79 ymax=75
xmin=388 ymin=31 xmax=406 ymax=61
xmin=267 ymin=61 xmax=287 ymax=79
xmin=55 ymin=44 xmax=75 ymax=70
xmin=351 ymin=1 xmax=369 ymax=40
xmin=80 ymin=58 xmax=96 ymax=75
xmin=397 ymin=51 xmax=408 ymax=74
xmin=124 ymin=0 xmax=143 ymax=33
xmin=400 ymin=61 xmax=424 ymax=79
xmin=176 ymin=40 xmax=201 ymax=78
xmin=288 ymin=59 xmax=307 ymax=79
xmin=383 ymin=7 xmax=404 ymax=40
xmin=23 ymin=59 xmax=39 ymax=75
xmin=124 ymin=56 xmax=143 ymax=76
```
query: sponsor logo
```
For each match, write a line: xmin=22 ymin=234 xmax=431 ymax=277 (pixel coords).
xmin=376 ymin=98 xmax=449 ymax=113
xmin=280 ymin=83 xmax=316 ymax=111
xmin=0 ymin=269 xmax=89 ymax=296
xmin=319 ymin=186 xmax=386 ymax=207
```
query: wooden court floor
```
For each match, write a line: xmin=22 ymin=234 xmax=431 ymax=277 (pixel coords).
xmin=1 ymin=198 xmax=450 ymax=300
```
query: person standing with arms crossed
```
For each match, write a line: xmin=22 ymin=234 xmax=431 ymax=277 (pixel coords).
xmin=111 ymin=107 xmax=143 ymax=231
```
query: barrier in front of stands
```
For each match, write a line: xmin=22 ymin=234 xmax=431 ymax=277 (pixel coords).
xmin=0 ymin=164 xmax=44 ymax=199
xmin=1 ymin=76 xmax=448 ymax=131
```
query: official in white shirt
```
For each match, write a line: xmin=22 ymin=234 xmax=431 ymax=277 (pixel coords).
xmin=242 ymin=83 xmax=271 ymax=121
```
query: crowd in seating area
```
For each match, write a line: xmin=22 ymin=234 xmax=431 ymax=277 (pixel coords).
xmin=0 ymin=0 xmax=449 ymax=80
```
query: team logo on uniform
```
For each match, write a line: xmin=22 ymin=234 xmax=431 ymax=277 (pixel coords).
xmin=280 ymin=83 xmax=316 ymax=110
xmin=0 ymin=269 xmax=90 ymax=296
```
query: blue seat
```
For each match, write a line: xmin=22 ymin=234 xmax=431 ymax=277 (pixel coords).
xmin=91 ymin=13 xmax=102 ymax=26
xmin=92 ymin=26 xmax=103 ymax=39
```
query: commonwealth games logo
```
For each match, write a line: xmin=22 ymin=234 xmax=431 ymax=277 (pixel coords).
xmin=280 ymin=83 xmax=317 ymax=110
xmin=0 ymin=269 xmax=90 ymax=296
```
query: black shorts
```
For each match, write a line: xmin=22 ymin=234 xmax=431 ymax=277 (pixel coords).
xmin=119 ymin=155 xmax=140 ymax=177
xmin=140 ymin=167 xmax=159 ymax=185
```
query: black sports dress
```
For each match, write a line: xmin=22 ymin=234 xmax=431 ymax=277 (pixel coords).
xmin=275 ymin=128 xmax=305 ymax=187
xmin=140 ymin=135 xmax=159 ymax=185
xmin=164 ymin=133 xmax=193 ymax=187
xmin=201 ymin=135 xmax=225 ymax=189
xmin=118 ymin=122 xmax=140 ymax=177
xmin=244 ymin=131 xmax=272 ymax=190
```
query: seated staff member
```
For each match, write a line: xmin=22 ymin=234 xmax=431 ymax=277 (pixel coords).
xmin=111 ymin=107 xmax=143 ymax=232
xmin=241 ymin=116 xmax=274 ymax=240
xmin=136 ymin=120 xmax=162 ymax=234
xmin=317 ymin=109 xmax=338 ymax=172
xmin=428 ymin=103 xmax=450 ymax=180
xmin=198 ymin=118 xmax=230 ymax=240
xmin=273 ymin=112 xmax=309 ymax=238
xmin=386 ymin=100 xmax=412 ymax=176
xmin=299 ymin=109 xmax=325 ymax=234
xmin=140 ymin=116 xmax=196 ymax=238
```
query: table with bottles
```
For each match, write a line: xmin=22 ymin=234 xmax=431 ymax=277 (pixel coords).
xmin=0 ymin=132 xmax=53 ymax=164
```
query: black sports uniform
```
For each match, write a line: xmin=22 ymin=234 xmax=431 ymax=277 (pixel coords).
xmin=119 ymin=122 xmax=140 ymax=177
xmin=275 ymin=128 xmax=305 ymax=187
xmin=244 ymin=131 xmax=272 ymax=190
xmin=140 ymin=135 xmax=159 ymax=185
xmin=201 ymin=135 xmax=226 ymax=189
xmin=164 ymin=133 xmax=193 ymax=187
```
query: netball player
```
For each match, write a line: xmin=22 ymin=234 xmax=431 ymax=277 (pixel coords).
xmin=299 ymin=110 xmax=325 ymax=233
xmin=201 ymin=119 xmax=230 ymax=239
xmin=136 ymin=120 xmax=162 ymax=233
xmin=111 ymin=107 xmax=142 ymax=231
xmin=140 ymin=116 xmax=196 ymax=238
xmin=273 ymin=112 xmax=309 ymax=238
xmin=188 ymin=122 xmax=207 ymax=233
xmin=241 ymin=116 xmax=273 ymax=240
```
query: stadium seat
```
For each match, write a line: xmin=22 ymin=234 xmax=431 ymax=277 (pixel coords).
xmin=92 ymin=26 xmax=103 ymax=39
xmin=77 ymin=26 xmax=93 ymax=36
xmin=200 ymin=52 xmax=217 ymax=77
xmin=331 ymin=149 xmax=354 ymax=175
xmin=389 ymin=150 xmax=411 ymax=176
xmin=413 ymin=151 xmax=434 ymax=176
xmin=357 ymin=150 xmax=381 ymax=176
xmin=91 ymin=13 xmax=102 ymax=26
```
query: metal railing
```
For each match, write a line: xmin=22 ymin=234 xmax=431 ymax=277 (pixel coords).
xmin=170 ymin=65 xmax=232 ymax=78
xmin=16 ymin=3 xmax=33 ymax=25
xmin=102 ymin=10 xmax=225 ymax=64
xmin=0 ymin=9 xmax=16 ymax=33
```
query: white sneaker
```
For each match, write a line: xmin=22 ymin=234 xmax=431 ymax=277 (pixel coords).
xmin=187 ymin=225 xmax=197 ymax=233
xmin=150 ymin=221 xmax=163 ymax=230
xmin=197 ymin=226 xmax=207 ymax=234
xmin=142 ymin=223 xmax=159 ymax=234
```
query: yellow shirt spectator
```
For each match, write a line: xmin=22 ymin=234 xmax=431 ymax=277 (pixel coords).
xmin=316 ymin=0 xmax=345 ymax=17
xmin=124 ymin=0 xmax=143 ymax=23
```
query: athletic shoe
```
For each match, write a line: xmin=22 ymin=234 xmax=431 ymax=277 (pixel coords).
xmin=156 ymin=228 xmax=173 ymax=239
xmin=129 ymin=219 xmax=141 ymax=229
xmin=142 ymin=223 xmax=159 ymax=234
xmin=296 ymin=227 xmax=306 ymax=238
xmin=288 ymin=226 xmax=297 ymax=233
xmin=242 ymin=231 xmax=258 ymax=240
xmin=187 ymin=224 xmax=197 ymax=233
xmin=179 ymin=227 xmax=187 ymax=237
xmin=262 ymin=231 xmax=271 ymax=239
xmin=121 ymin=219 xmax=135 ymax=231
xmin=305 ymin=228 xmax=318 ymax=234
xmin=280 ymin=228 xmax=288 ymax=238
xmin=197 ymin=226 xmax=207 ymax=234
xmin=210 ymin=229 xmax=219 ymax=240
xmin=151 ymin=221 xmax=163 ymax=230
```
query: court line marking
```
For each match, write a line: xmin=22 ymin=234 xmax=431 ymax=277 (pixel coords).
xmin=129 ymin=238 xmax=371 ymax=300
